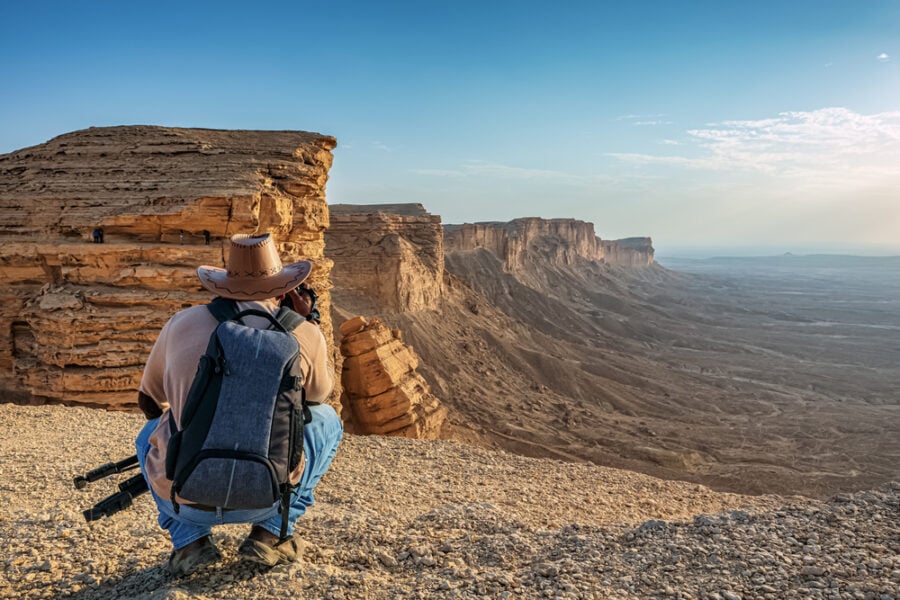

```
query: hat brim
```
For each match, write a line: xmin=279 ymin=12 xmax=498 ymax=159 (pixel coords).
xmin=197 ymin=261 xmax=312 ymax=301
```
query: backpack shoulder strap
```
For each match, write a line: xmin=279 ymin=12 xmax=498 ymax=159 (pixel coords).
xmin=275 ymin=306 xmax=305 ymax=332
xmin=207 ymin=297 xmax=240 ymax=323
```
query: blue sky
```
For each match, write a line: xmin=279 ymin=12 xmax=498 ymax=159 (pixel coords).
xmin=1 ymin=1 xmax=898 ymax=256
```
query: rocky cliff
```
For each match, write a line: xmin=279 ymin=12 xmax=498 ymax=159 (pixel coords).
xmin=326 ymin=204 xmax=443 ymax=313
xmin=0 ymin=126 xmax=337 ymax=409
xmin=338 ymin=316 xmax=446 ymax=438
xmin=602 ymin=237 xmax=655 ymax=268
xmin=443 ymin=218 xmax=654 ymax=269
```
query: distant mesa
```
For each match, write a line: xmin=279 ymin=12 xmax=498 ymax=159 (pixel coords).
xmin=326 ymin=206 xmax=654 ymax=315
xmin=330 ymin=203 xmax=431 ymax=218
xmin=444 ymin=218 xmax=654 ymax=270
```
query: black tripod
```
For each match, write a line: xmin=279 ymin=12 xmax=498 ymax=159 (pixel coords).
xmin=74 ymin=455 xmax=149 ymax=522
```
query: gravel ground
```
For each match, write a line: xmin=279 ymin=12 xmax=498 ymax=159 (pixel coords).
xmin=0 ymin=404 xmax=896 ymax=599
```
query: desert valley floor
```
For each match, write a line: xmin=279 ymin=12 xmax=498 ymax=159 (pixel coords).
xmin=347 ymin=253 xmax=900 ymax=498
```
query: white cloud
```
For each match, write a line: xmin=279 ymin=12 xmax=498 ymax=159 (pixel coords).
xmin=617 ymin=113 xmax=666 ymax=121
xmin=608 ymin=108 xmax=900 ymax=187
xmin=877 ymin=53 xmax=890 ymax=62
xmin=413 ymin=161 xmax=587 ymax=184
xmin=411 ymin=168 xmax=464 ymax=178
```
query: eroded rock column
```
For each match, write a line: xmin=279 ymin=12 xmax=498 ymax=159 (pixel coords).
xmin=338 ymin=316 xmax=447 ymax=438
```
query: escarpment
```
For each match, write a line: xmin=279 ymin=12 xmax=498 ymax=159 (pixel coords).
xmin=326 ymin=204 xmax=448 ymax=437
xmin=0 ymin=126 xmax=337 ymax=409
xmin=443 ymin=218 xmax=654 ymax=269
xmin=602 ymin=237 xmax=655 ymax=268
xmin=326 ymin=204 xmax=443 ymax=313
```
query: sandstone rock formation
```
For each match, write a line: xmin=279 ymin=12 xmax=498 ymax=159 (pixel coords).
xmin=443 ymin=218 xmax=654 ymax=269
xmin=327 ymin=204 xmax=443 ymax=313
xmin=0 ymin=126 xmax=337 ymax=409
xmin=601 ymin=237 xmax=655 ymax=268
xmin=338 ymin=316 xmax=446 ymax=438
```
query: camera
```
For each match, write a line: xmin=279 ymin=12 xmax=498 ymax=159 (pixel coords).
xmin=281 ymin=284 xmax=320 ymax=324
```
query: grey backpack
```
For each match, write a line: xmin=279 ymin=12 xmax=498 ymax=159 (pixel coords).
xmin=165 ymin=297 xmax=311 ymax=539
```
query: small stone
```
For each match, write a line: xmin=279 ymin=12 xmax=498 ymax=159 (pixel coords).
xmin=377 ymin=553 xmax=398 ymax=568
xmin=536 ymin=563 xmax=559 ymax=578
xmin=806 ymin=581 xmax=826 ymax=589
xmin=638 ymin=519 xmax=668 ymax=533
xmin=722 ymin=591 xmax=741 ymax=600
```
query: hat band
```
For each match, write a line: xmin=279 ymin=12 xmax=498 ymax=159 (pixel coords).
xmin=226 ymin=266 xmax=283 ymax=278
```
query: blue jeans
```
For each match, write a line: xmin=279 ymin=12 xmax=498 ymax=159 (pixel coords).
xmin=136 ymin=403 xmax=343 ymax=550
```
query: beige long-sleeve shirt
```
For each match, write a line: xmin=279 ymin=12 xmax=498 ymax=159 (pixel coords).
xmin=139 ymin=298 xmax=334 ymax=502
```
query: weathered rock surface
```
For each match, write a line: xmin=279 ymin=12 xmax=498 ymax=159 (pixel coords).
xmin=327 ymin=204 xmax=443 ymax=312
xmin=443 ymin=218 xmax=654 ymax=269
xmin=338 ymin=316 xmax=447 ymax=438
xmin=0 ymin=126 xmax=337 ymax=409
xmin=602 ymin=236 xmax=655 ymax=268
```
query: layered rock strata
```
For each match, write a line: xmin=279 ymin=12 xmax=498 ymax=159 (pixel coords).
xmin=601 ymin=237 xmax=655 ymax=268
xmin=443 ymin=218 xmax=654 ymax=269
xmin=0 ymin=126 xmax=337 ymax=409
xmin=327 ymin=204 xmax=443 ymax=312
xmin=338 ymin=316 xmax=447 ymax=438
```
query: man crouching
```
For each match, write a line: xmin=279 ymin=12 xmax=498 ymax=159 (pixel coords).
xmin=134 ymin=233 xmax=342 ymax=577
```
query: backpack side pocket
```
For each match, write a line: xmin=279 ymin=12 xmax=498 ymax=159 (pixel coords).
xmin=165 ymin=429 xmax=182 ymax=480
xmin=289 ymin=404 xmax=304 ymax=472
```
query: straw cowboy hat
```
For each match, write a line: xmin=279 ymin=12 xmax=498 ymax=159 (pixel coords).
xmin=197 ymin=233 xmax=312 ymax=301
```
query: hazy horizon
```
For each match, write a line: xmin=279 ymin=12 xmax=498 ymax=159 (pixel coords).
xmin=655 ymin=243 xmax=900 ymax=260
xmin=1 ymin=1 xmax=897 ymax=252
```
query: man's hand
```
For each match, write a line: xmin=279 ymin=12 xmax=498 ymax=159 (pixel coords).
xmin=284 ymin=288 xmax=313 ymax=318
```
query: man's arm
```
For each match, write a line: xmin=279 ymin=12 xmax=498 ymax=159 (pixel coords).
xmin=138 ymin=318 xmax=172 ymax=418
xmin=297 ymin=322 xmax=334 ymax=404
xmin=138 ymin=391 xmax=163 ymax=420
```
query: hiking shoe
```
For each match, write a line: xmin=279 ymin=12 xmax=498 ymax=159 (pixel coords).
xmin=238 ymin=527 xmax=299 ymax=567
xmin=166 ymin=536 xmax=221 ymax=577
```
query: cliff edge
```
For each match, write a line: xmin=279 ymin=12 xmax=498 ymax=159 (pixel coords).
xmin=0 ymin=126 xmax=337 ymax=409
